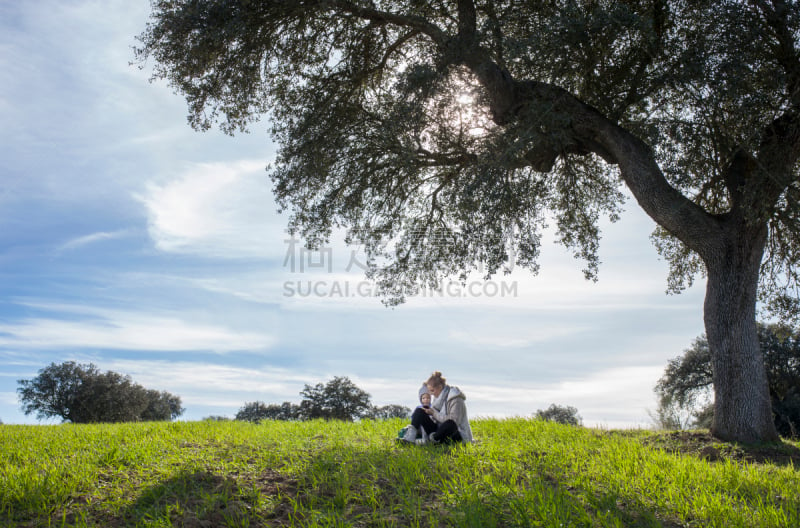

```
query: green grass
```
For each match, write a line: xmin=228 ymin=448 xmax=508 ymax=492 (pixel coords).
xmin=1 ymin=418 xmax=798 ymax=527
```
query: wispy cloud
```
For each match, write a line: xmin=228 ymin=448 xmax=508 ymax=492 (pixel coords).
xmin=139 ymin=160 xmax=287 ymax=259
xmin=103 ymin=359 xmax=308 ymax=394
xmin=447 ymin=325 xmax=588 ymax=349
xmin=57 ymin=229 xmax=133 ymax=251
xmin=97 ymin=359 xmax=325 ymax=415
xmin=0 ymin=304 xmax=274 ymax=353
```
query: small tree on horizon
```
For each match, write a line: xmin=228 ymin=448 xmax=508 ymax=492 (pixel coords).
xmin=299 ymin=376 xmax=372 ymax=422
xmin=535 ymin=404 xmax=583 ymax=426
xmin=203 ymin=415 xmax=231 ymax=422
xmin=365 ymin=404 xmax=412 ymax=420
xmin=235 ymin=401 xmax=302 ymax=422
xmin=257 ymin=401 xmax=302 ymax=421
xmin=235 ymin=401 xmax=271 ymax=423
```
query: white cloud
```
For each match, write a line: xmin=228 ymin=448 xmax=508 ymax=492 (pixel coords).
xmin=447 ymin=324 xmax=589 ymax=349
xmin=0 ymin=306 xmax=274 ymax=353
xmin=95 ymin=359 xmax=325 ymax=417
xmin=463 ymin=365 xmax=664 ymax=428
xmin=57 ymin=229 xmax=133 ymax=251
xmin=102 ymin=359 xmax=307 ymax=394
xmin=0 ymin=392 xmax=18 ymax=406
xmin=140 ymin=160 xmax=287 ymax=258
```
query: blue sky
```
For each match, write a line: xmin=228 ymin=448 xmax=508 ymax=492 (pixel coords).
xmin=0 ymin=0 xmax=707 ymax=427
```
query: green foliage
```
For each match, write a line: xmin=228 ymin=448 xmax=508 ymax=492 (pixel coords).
xmin=135 ymin=1 xmax=800 ymax=312
xmin=656 ymin=323 xmax=800 ymax=436
xmin=202 ymin=415 xmax=231 ymax=421
xmin=236 ymin=379 xmax=407 ymax=422
xmin=535 ymin=403 xmax=583 ymax=426
xmin=235 ymin=400 xmax=300 ymax=422
xmin=299 ymin=376 xmax=372 ymax=421
xmin=366 ymin=403 xmax=412 ymax=420
xmin=1 ymin=419 xmax=799 ymax=527
xmin=16 ymin=361 xmax=184 ymax=423
xmin=648 ymin=397 xmax=695 ymax=431
xmin=141 ymin=390 xmax=184 ymax=422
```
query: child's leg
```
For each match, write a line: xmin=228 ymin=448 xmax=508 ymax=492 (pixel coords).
xmin=410 ymin=407 xmax=437 ymax=435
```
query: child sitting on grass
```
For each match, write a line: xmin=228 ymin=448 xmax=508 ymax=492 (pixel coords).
xmin=397 ymin=383 xmax=435 ymax=443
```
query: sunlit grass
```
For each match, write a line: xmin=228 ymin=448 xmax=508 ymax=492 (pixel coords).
xmin=1 ymin=418 xmax=798 ymax=527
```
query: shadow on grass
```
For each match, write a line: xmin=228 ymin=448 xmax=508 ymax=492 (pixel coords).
xmin=113 ymin=469 xmax=295 ymax=527
xmin=285 ymin=440 xmax=681 ymax=527
xmin=643 ymin=431 xmax=800 ymax=467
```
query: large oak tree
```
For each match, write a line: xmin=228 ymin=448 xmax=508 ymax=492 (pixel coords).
xmin=137 ymin=0 xmax=800 ymax=442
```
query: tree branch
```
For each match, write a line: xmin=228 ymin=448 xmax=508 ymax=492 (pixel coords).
xmin=754 ymin=111 xmax=800 ymax=205
xmin=456 ymin=0 xmax=477 ymax=43
xmin=483 ymin=0 xmax=507 ymax=69
xmin=346 ymin=9 xmax=727 ymax=257
xmin=327 ymin=1 xmax=447 ymax=45
xmin=363 ymin=30 xmax=421 ymax=80
xmin=755 ymin=0 xmax=800 ymax=104
xmin=508 ymin=77 xmax=722 ymax=254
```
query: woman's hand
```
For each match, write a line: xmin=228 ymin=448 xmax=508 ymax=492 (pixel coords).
xmin=424 ymin=407 xmax=434 ymax=415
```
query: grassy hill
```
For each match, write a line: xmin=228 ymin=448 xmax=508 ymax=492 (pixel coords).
xmin=1 ymin=418 xmax=798 ymax=527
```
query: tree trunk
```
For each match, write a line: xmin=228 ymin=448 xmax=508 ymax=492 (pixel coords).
xmin=464 ymin=52 xmax=784 ymax=445
xmin=703 ymin=222 xmax=779 ymax=443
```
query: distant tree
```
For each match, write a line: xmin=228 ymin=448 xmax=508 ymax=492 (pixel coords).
xmin=235 ymin=401 xmax=270 ymax=423
xmin=653 ymin=335 xmax=714 ymax=431
xmin=692 ymin=405 xmax=715 ymax=430
xmin=366 ymin=404 xmax=412 ymax=420
xmin=141 ymin=390 xmax=185 ymax=421
xmin=76 ymin=369 xmax=150 ymax=423
xmin=656 ymin=324 xmax=800 ymax=437
xmin=299 ymin=376 xmax=372 ymax=421
xmin=203 ymin=415 xmax=231 ymax=421
xmin=265 ymin=401 xmax=302 ymax=421
xmin=535 ymin=404 xmax=582 ymax=426
xmin=647 ymin=399 xmax=695 ymax=431
xmin=17 ymin=361 xmax=184 ymax=423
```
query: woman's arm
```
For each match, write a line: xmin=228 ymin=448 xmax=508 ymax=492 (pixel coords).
xmin=446 ymin=397 xmax=467 ymax=426
xmin=431 ymin=406 xmax=446 ymax=423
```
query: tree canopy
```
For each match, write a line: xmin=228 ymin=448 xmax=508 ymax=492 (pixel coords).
xmin=136 ymin=0 xmax=800 ymax=442
xmin=299 ymin=376 xmax=373 ymax=421
xmin=535 ymin=403 xmax=583 ymax=426
xmin=17 ymin=361 xmax=184 ymax=423
xmin=235 ymin=400 xmax=301 ymax=422
xmin=366 ymin=403 xmax=412 ymax=420
xmin=235 ymin=377 xmax=399 ymax=422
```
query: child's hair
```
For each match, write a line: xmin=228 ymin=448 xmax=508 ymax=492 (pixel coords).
xmin=426 ymin=371 xmax=446 ymax=388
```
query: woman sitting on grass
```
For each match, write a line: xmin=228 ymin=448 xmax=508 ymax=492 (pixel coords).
xmin=408 ymin=371 xmax=473 ymax=444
